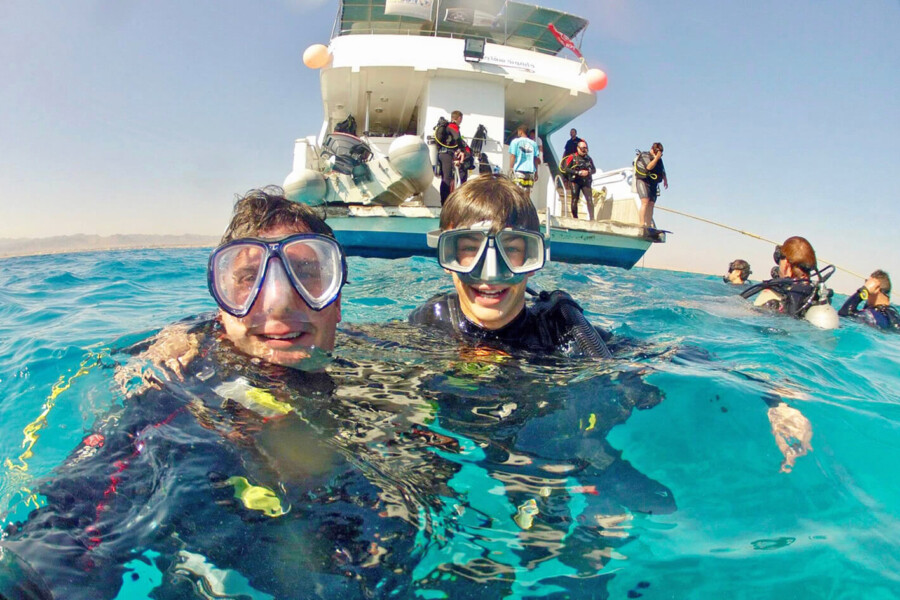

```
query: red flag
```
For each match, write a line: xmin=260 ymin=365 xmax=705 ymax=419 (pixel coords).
xmin=548 ymin=24 xmax=582 ymax=59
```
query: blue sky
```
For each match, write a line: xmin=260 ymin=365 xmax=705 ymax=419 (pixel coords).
xmin=1 ymin=0 xmax=897 ymax=292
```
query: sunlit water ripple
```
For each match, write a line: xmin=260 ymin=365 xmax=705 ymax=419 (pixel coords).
xmin=1 ymin=248 xmax=898 ymax=599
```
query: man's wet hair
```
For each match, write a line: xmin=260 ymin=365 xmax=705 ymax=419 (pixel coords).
xmin=781 ymin=236 xmax=817 ymax=276
xmin=871 ymin=269 xmax=892 ymax=297
xmin=451 ymin=110 xmax=462 ymax=121
xmin=220 ymin=186 xmax=334 ymax=244
xmin=439 ymin=174 xmax=540 ymax=234
xmin=728 ymin=259 xmax=751 ymax=281
xmin=651 ymin=142 xmax=664 ymax=153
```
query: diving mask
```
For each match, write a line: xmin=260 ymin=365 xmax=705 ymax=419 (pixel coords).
xmin=427 ymin=222 xmax=546 ymax=284
xmin=208 ymin=234 xmax=347 ymax=317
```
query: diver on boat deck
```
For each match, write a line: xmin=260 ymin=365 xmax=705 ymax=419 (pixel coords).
xmin=559 ymin=140 xmax=597 ymax=220
xmin=508 ymin=126 xmax=540 ymax=198
xmin=723 ymin=259 xmax=752 ymax=284
xmin=740 ymin=236 xmax=837 ymax=325
xmin=409 ymin=175 xmax=612 ymax=358
xmin=839 ymin=269 xmax=900 ymax=330
xmin=634 ymin=142 xmax=668 ymax=231
xmin=436 ymin=110 xmax=464 ymax=204
xmin=562 ymin=128 xmax=583 ymax=158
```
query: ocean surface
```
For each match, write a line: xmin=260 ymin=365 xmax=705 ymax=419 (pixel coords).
xmin=1 ymin=248 xmax=899 ymax=599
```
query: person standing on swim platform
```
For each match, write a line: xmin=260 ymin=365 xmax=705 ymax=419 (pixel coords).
xmin=560 ymin=140 xmax=597 ymax=220
xmin=634 ymin=142 xmax=668 ymax=230
xmin=437 ymin=110 xmax=464 ymax=204
xmin=409 ymin=175 xmax=611 ymax=357
xmin=839 ymin=270 xmax=900 ymax=330
xmin=508 ymin=126 xmax=540 ymax=198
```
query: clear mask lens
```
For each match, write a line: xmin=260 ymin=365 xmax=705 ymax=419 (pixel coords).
xmin=437 ymin=227 xmax=544 ymax=283
xmin=208 ymin=235 xmax=346 ymax=316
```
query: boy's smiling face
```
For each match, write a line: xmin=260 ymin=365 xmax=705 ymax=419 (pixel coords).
xmin=451 ymin=271 xmax=530 ymax=330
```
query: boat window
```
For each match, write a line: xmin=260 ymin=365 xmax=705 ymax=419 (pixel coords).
xmin=335 ymin=0 xmax=588 ymax=57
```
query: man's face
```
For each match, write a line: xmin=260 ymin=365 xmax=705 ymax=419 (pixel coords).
xmin=218 ymin=225 xmax=342 ymax=368
xmin=570 ymin=129 xmax=577 ymax=139
xmin=449 ymin=232 xmax=530 ymax=330
xmin=727 ymin=269 xmax=745 ymax=284
xmin=778 ymin=259 xmax=791 ymax=279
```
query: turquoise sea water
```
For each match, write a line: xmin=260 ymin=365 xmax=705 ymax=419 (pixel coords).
xmin=1 ymin=248 xmax=900 ymax=599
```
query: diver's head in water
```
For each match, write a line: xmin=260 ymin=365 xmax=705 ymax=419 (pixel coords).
xmin=774 ymin=237 xmax=816 ymax=280
xmin=864 ymin=269 xmax=892 ymax=308
xmin=437 ymin=175 xmax=543 ymax=330
xmin=208 ymin=186 xmax=344 ymax=368
xmin=724 ymin=259 xmax=751 ymax=284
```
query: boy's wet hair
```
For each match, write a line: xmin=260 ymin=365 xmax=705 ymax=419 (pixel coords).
xmin=221 ymin=186 xmax=335 ymax=244
xmin=871 ymin=269 xmax=891 ymax=296
xmin=439 ymin=175 xmax=540 ymax=234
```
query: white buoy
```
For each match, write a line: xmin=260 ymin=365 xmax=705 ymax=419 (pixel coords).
xmin=805 ymin=304 xmax=840 ymax=330
xmin=283 ymin=168 xmax=327 ymax=205
xmin=389 ymin=135 xmax=433 ymax=192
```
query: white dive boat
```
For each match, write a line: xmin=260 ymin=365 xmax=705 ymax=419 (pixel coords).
xmin=284 ymin=0 xmax=665 ymax=269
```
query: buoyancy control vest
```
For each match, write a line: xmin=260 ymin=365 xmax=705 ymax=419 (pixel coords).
xmin=741 ymin=268 xmax=835 ymax=320
xmin=633 ymin=150 xmax=661 ymax=181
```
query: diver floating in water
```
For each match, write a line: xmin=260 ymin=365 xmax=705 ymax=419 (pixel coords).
xmin=723 ymin=259 xmax=752 ymax=285
xmin=410 ymin=174 xmax=612 ymax=358
xmin=839 ymin=269 xmax=900 ymax=330
xmin=0 ymin=188 xmax=424 ymax=599
xmin=740 ymin=236 xmax=839 ymax=329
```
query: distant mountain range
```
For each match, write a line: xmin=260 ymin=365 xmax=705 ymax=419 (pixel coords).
xmin=0 ymin=234 xmax=221 ymax=259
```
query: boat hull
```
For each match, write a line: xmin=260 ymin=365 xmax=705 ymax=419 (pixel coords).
xmin=327 ymin=214 xmax=653 ymax=269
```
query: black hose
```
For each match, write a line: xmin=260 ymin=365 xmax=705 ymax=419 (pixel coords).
xmin=0 ymin=545 xmax=54 ymax=600
xmin=559 ymin=301 xmax=613 ymax=359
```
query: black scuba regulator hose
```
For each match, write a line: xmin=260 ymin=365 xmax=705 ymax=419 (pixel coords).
xmin=558 ymin=301 xmax=613 ymax=359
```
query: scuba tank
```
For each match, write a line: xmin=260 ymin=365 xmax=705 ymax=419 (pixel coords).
xmin=741 ymin=265 xmax=838 ymax=329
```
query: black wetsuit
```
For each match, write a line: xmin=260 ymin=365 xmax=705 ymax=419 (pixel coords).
xmin=838 ymin=289 xmax=900 ymax=330
xmin=436 ymin=122 xmax=461 ymax=204
xmin=0 ymin=319 xmax=425 ymax=600
xmin=634 ymin=151 xmax=665 ymax=202
xmin=408 ymin=291 xmax=611 ymax=356
xmin=741 ymin=277 xmax=826 ymax=319
xmin=560 ymin=153 xmax=597 ymax=219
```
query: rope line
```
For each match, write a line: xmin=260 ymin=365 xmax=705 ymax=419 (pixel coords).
xmin=656 ymin=206 xmax=865 ymax=280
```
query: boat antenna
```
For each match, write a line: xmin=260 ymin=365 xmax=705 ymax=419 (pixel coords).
xmin=655 ymin=205 xmax=866 ymax=279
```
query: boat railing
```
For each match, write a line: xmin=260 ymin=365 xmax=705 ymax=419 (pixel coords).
xmin=331 ymin=26 xmax=558 ymax=57
xmin=545 ymin=169 xmax=643 ymax=229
